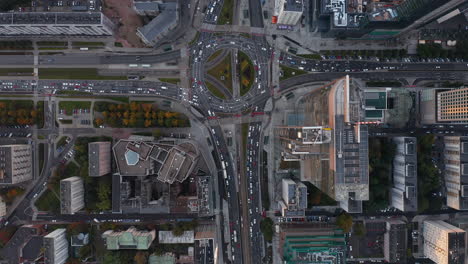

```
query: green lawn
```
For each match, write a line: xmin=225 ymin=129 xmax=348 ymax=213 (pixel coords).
xmin=58 ymin=101 xmax=91 ymax=116
xmin=297 ymin=54 xmax=322 ymax=60
xmin=217 ymin=0 xmax=234 ymax=25
xmin=36 ymin=41 xmax=67 ymax=46
xmin=207 ymin=50 xmax=223 ymax=62
xmin=0 ymin=68 xmax=33 ymax=76
xmin=72 ymin=42 xmax=105 ymax=46
xmin=188 ymin=31 xmax=200 ymax=46
xmin=39 ymin=143 xmax=45 ymax=175
xmin=57 ymin=136 xmax=69 ymax=148
xmin=39 ymin=68 xmax=127 ymax=80
xmin=238 ymin=51 xmax=254 ymax=96
xmin=114 ymin=42 xmax=123 ymax=47
xmin=242 ymin=123 xmax=249 ymax=158
xmin=35 ymin=189 xmax=60 ymax=213
xmin=38 ymin=47 xmax=68 ymax=50
xmin=206 ymin=81 xmax=226 ymax=99
xmin=159 ymin=78 xmax=180 ymax=84
xmin=207 ymin=52 xmax=233 ymax=94
xmin=279 ymin=65 xmax=307 ymax=81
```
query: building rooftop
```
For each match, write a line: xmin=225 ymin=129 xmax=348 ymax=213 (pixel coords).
xmin=134 ymin=1 xmax=160 ymax=12
xmin=158 ymin=231 xmax=194 ymax=244
xmin=365 ymin=91 xmax=388 ymax=110
xmin=137 ymin=2 xmax=178 ymax=43
xmin=283 ymin=0 xmax=303 ymax=12
xmin=0 ymin=12 xmax=103 ymax=25
xmin=103 ymin=227 xmax=155 ymax=250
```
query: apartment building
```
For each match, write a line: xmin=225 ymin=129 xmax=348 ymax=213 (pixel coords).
xmin=60 ymin=176 xmax=85 ymax=214
xmin=423 ymin=220 xmax=465 ymax=264
xmin=276 ymin=0 xmax=303 ymax=25
xmin=0 ymin=144 xmax=32 ymax=184
xmin=444 ymin=136 xmax=468 ymax=210
xmin=88 ymin=141 xmax=111 ymax=176
xmin=279 ymin=178 xmax=308 ymax=217
xmin=391 ymin=137 xmax=418 ymax=211
xmin=44 ymin=229 xmax=69 ymax=264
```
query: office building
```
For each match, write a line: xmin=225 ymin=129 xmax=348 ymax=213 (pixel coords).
xmin=421 ymin=87 xmax=468 ymax=124
xmin=159 ymin=231 xmax=194 ymax=244
xmin=275 ymin=0 xmax=303 ymax=25
xmin=0 ymin=12 xmax=114 ymax=36
xmin=136 ymin=2 xmax=179 ymax=46
xmin=102 ymin=227 xmax=155 ymax=250
xmin=423 ymin=220 xmax=465 ymax=264
xmin=275 ymin=76 xmax=369 ymax=213
xmin=0 ymin=144 xmax=32 ymax=184
xmin=88 ymin=141 xmax=111 ymax=176
xmin=0 ymin=197 xmax=6 ymax=218
xmin=113 ymin=139 xmax=199 ymax=183
xmin=279 ymin=224 xmax=346 ymax=263
xmin=279 ymin=178 xmax=308 ymax=217
xmin=44 ymin=229 xmax=69 ymax=264
xmin=391 ymin=137 xmax=418 ymax=212
xmin=383 ymin=220 xmax=407 ymax=263
xmin=444 ymin=136 xmax=468 ymax=210
xmin=60 ymin=176 xmax=84 ymax=214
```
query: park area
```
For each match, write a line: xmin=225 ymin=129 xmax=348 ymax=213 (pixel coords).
xmin=93 ymin=101 xmax=190 ymax=128
xmin=238 ymin=51 xmax=254 ymax=96
xmin=217 ymin=0 xmax=234 ymax=25
xmin=0 ymin=100 xmax=43 ymax=126
xmin=279 ymin=65 xmax=307 ymax=81
xmin=58 ymin=101 xmax=92 ymax=116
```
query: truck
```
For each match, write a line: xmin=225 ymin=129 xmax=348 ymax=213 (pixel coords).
xmin=141 ymin=64 xmax=151 ymax=68
xmin=80 ymin=47 xmax=88 ymax=51
xmin=129 ymin=64 xmax=138 ymax=68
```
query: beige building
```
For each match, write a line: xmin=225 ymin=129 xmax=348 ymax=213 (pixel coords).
xmin=423 ymin=220 xmax=465 ymax=264
xmin=0 ymin=144 xmax=32 ymax=184
xmin=444 ymin=136 xmax=468 ymax=210
xmin=44 ymin=229 xmax=69 ymax=264
xmin=88 ymin=142 xmax=111 ymax=176
xmin=0 ymin=197 xmax=6 ymax=218
xmin=421 ymin=87 xmax=468 ymax=124
xmin=275 ymin=0 xmax=303 ymax=25
xmin=60 ymin=176 xmax=85 ymax=214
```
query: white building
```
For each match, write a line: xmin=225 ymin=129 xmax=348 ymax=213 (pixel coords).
xmin=0 ymin=197 xmax=6 ymax=218
xmin=391 ymin=137 xmax=417 ymax=211
xmin=0 ymin=12 xmax=114 ymax=37
xmin=423 ymin=220 xmax=465 ymax=264
xmin=0 ymin=144 xmax=32 ymax=184
xmin=44 ymin=229 xmax=69 ymax=264
xmin=60 ymin=176 xmax=84 ymax=214
xmin=276 ymin=0 xmax=303 ymax=25
xmin=279 ymin=178 xmax=308 ymax=217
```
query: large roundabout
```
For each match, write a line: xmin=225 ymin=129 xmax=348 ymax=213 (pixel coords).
xmin=190 ymin=32 xmax=271 ymax=114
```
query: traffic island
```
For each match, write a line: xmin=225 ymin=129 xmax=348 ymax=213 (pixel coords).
xmin=238 ymin=50 xmax=255 ymax=96
xmin=279 ymin=65 xmax=307 ymax=81
xmin=206 ymin=50 xmax=233 ymax=94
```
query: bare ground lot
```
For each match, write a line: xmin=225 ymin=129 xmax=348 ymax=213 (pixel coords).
xmin=102 ymin=0 xmax=145 ymax=48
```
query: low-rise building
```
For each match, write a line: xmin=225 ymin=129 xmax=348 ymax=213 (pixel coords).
xmin=158 ymin=231 xmax=194 ymax=244
xmin=136 ymin=2 xmax=179 ymax=46
xmin=102 ymin=227 xmax=155 ymax=250
xmin=0 ymin=12 xmax=114 ymax=37
xmin=279 ymin=178 xmax=308 ymax=217
xmin=60 ymin=176 xmax=84 ymax=214
xmin=0 ymin=144 xmax=32 ymax=184
xmin=279 ymin=224 xmax=346 ymax=263
xmin=44 ymin=229 xmax=69 ymax=264
xmin=88 ymin=141 xmax=111 ymax=177
xmin=423 ymin=220 xmax=465 ymax=264
xmin=391 ymin=137 xmax=418 ymax=212
xmin=383 ymin=220 xmax=407 ymax=263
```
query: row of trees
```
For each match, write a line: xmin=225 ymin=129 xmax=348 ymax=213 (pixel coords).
xmin=417 ymin=135 xmax=442 ymax=212
xmin=322 ymin=49 xmax=407 ymax=58
xmin=260 ymin=217 xmax=274 ymax=242
xmin=364 ymin=138 xmax=396 ymax=213
xmin=0 ymin=101 xmax=43 ymax=126
xmin=417 ymin=41 xmax=468 ymax=59
xmin=94 ymin=101 xmax=189 ymax=128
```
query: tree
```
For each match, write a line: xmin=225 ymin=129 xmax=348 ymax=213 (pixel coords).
xmin=95 ymin=118 xmax=104 ymax=126
xmin=172 ymin=225 xmax=184 ymax=236
xmin=134 ymin=251 xmax=148 ymax=264
xmin=152 ymin=129 xmax=162 ymax=139
xmin=336 ymin=212 xmax=353 ymax=232
xmin=260 ymin=217 xmax=274 ymax=242
xmin=96 ymin=184 xmax=111 ymax=210
xmin=353 ymin=222 xmax=366 ymax=237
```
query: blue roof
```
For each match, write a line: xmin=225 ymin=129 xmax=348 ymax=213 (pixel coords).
xmin=125 ymin=150 xmax=140 ymax=166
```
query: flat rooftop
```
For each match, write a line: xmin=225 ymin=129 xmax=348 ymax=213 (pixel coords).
xmin=283 ymin=0 xmax=303 ymax=12
xmin=0 ymin=12 xmax=103 ymax=25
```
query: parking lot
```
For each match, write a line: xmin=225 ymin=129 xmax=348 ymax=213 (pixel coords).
xmin=349 ymin=222 xmax=386 ymax=259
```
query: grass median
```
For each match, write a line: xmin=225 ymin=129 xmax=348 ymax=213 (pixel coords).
xmin=238 ymin=51 xmax=254 ymax=96
xmin=58 ymin=101 xmax=91 ymax=116
xmin=159 ymin=78 xmax=180 ymax=84
xmin=205 ymin=81 xmax=226 ymax=99
xmin=207 ymin=51 xmax=233 ymax=94
xmin=72 ymin=41 xmax=105 ymax=46
xmin=0 ymin=68 xmax=33 ymax=76
xmin=279 ymin=65 xmax=307 ymax=81
xmin=39 ymin=68 xmax=127 ymax=80
xmin=218 ymin=0 xmax=233 ymax=25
